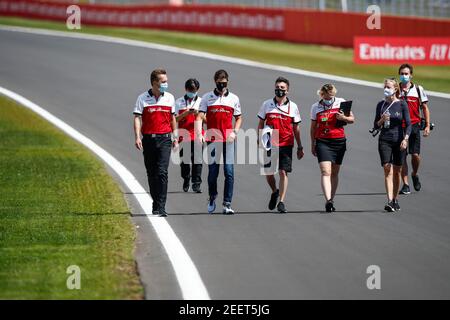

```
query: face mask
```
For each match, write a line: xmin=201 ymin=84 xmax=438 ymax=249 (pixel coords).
xmin=400 ymin=75 xmax=410 ymax=83
xmin=159 ymin=82 xmax=168 ymax=93
xmin=186 ymin=92 xmax=197 ymax=99
xmin=322 ymin=98 xmax=334 ymax=106
xmin=216 ymin=82 xmax=227 ymax=92
xmin=384 ymin=88 xmax=395 ymax=97
xmin=275 ymin=89 xmax=287 ymax=98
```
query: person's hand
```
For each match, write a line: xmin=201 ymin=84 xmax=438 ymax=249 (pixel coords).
xmin=380 ymin=113 xmax=389 ymax=124
xmin=195 ymin=135 xmax=204 ymax=145
xmin=172 ymin=139 xmax=179 ymax=150
xmin=335 ymin=111 xmax=346 ymax=121
xmin=135 ymin=138 xmax=143 ymax=151
xmin=311 ymin=145 xmax=317 ymax=157
xmin=424 ymin=126 xmax=431 ymax=137
xmin=400 ymin=139 xmax=408 ymax=151
xmin=227 ymin=131 xmax=237 ymax=143
xmin=297 ymin=148 xmax=304 ymax=160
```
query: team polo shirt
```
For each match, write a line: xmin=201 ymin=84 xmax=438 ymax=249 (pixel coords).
xmin=310 ymin=97 xmax=347 ymax=140
xmin=199 ymin=89 xmax=242 ymax=142
xmin=400 ymin=83 xmax=428 ymax=125
xmin=175 ymin=95 xmax=203 ymax=142
xmin=257 ymin=97 xmax=301 ymax=147
xmin=133 ymin=89 xmax=176 ymax=135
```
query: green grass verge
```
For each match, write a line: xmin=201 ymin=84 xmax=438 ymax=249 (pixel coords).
xmin=0 ymin=95 xmax=143 ymax=299
xmin=1 ymin=16 xmax=449 ymax=93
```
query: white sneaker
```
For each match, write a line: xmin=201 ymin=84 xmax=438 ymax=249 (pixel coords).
xmin=222 ymin=203 xmax=235 ymax=215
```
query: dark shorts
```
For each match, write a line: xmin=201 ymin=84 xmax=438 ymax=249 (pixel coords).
xmin=264 ymin=146 xmax=293 ymax=173
xmin=315 ymin=138 xmax=347 ymax=165
xmin=378 ymin=139 xmax=406 ymax=167
xmin=408 ymin=123 xmax=421 ymax=155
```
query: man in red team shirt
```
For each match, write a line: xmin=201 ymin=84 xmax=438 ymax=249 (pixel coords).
xmin=196 ymin=70 xmax=242 ymax=215
xmin=133 ymin=68 xmax=178 ymax=217
xmin=257 ymin=77 xmax=304 ymax=213
xmin=398 ymin=64 xmax=431 ymax=194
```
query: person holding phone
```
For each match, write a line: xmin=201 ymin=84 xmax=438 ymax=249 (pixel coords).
xmin=373 ymin=78 xmax=411 ymax=212
xmin=175 ymin=78 xmax=205 ymax=193
xmin=310 ymin=84 xmax=355 ymax=213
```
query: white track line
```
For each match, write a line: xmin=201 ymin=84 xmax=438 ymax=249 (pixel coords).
xmin=0 ymin=25 xmax=449 ymax=99
xmin=0 ymin=86 xmax=210 ymax=300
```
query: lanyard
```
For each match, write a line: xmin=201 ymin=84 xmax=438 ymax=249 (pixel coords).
xmin=381 ymin=100 xmax=396 ymax=116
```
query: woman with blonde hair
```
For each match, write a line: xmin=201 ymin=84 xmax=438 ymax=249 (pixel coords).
xmin=310 ymin=84 xmax=355 ymax=213
xmin=373 ymin=78 xmax=411 ymax=212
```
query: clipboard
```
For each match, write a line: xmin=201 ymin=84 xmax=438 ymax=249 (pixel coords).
xmin=336 ymin=100 xmax=352 ymax=127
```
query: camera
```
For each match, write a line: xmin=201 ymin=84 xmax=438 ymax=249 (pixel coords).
xmin=369 ymin=127 xmax=380 ymax=137
xmin=419 ymin=118 xmax=435 ymax=131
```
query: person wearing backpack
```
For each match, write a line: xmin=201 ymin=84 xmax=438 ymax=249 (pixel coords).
xmin=398 ymin=64 xmax=431 ymax=194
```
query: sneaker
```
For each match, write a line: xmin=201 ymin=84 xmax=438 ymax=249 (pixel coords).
xmin=399 ymin=184 xmax=411 ymax=195
xmin=222 ymin=203 xmax=235 ymax=215
xmin=412 ymin=175 xmax=421 ymax=191
xmin=192 ymin=183 xmax=202 ymax=193
xmin=183 ymin=178 xmax=190 ymax=192
xmin=208 ymin=196 xmax=216 ymax=214
xmin=152 ymin=205 xmax=159 ymax=215
xmin=158 ymin=210 xmax=168 ymax=217
xmin=393 ymin=199 xmax=401 ymax=211
xmin=268 ymin=189 xmax=279 ymax=210
xmin=276 ymin=201 xmax=287 ymax=213
xmin=325 ymin=200 xmax=336 ymax=213
xmin=384 ymin=201 xmax=395 ymax=213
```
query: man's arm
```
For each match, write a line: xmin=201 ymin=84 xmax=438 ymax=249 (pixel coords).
xmin=171 ymin=114 xmax=178 ymax=144
xmin=293 ymin=123 xmax=304 ymax=159
xmin=134 ymin=115 xmax=143 ymax=150
xmin=421 ymin=102 xmax=431 ymax=137
xmin=257 ymin=118 xmax=265 ymax=147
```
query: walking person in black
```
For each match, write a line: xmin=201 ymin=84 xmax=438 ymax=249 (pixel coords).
xmin=133 ymin=68 xmax=178 ymax=217
xmin=373 ymin=78 xmax=411 ymax=212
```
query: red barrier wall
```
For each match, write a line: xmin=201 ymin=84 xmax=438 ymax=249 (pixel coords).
xmin=1 ymin=0 xmax=450 ymax=48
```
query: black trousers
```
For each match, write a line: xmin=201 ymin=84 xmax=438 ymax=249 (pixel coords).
xmin=180 ymin=141 xmax=202 ymax=185
xmin=142 ymin=134 xmax=172 ymax=211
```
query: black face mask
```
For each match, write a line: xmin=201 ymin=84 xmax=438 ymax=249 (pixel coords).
xmin=275 ymin=89 xmax=287 ymax=98
xmin=216 ymin=82 xmax=228 ymax=92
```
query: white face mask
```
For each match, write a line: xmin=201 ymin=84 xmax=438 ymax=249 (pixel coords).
xmin=384 ymin=88 xmax=395 ymax=97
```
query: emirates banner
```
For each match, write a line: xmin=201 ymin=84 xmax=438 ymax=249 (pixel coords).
xmin=354 ymin=37 xmax=450 ymax=65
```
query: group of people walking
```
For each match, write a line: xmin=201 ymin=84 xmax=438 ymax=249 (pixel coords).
xmin=132 ymin=63 xmax=431 ymax=217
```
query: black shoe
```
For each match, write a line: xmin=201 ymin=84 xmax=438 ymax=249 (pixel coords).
xmin=192 ymin=183 xmax=202 ymax=193
xmin=276 ymin=201 xmax=287 ymax=213
xmin=393 ymin=199 xmax=401 ymax=211
xmin=412 ymin=175 xmax=421 ymax=191
xmin=158 ymin=210 xmax=168 ymax=217
xmin=325 ymin=200 xmax=336 ymax=213
xmin=183 ymin=178 xmax=190 ymax=192
xmin=268 ymin=189 xmax=279 ymax=210
xmin=152 ymin=205 xmax=159 ymax=215
xmin=384 ymin=201 xmax=395 ymax=213
xmin=399 ymin=184 xmax=411 ymax=195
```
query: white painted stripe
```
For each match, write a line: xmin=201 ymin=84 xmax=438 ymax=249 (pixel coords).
xmin=1 ymin=25 xmax=449 ymax=100
xmin=0 ymin=86 xmax=210 ymax=300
